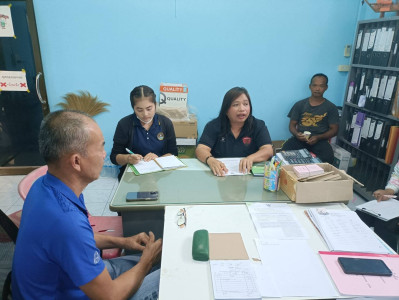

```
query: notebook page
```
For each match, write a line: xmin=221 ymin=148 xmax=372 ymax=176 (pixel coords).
xmin=132 ymin=160 xmax=162 ymax=174
xmin=155 ymin=156 xmax=186 ymax=169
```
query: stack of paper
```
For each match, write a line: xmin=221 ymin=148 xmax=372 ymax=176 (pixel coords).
xmin=293 ymin=166 xmax=310 ymax=178
xmin=293 ymin=164 xmax=324 ymax=178
xmin=307 ymin=208 xmax=391 ymax=254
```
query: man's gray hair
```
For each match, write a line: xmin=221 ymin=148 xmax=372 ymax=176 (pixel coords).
xmin=39 ymin=110 xmax=92 ymax=163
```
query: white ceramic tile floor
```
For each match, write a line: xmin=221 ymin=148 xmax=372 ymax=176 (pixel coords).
xmin=0 ymin=174 xmax=119 ymax=216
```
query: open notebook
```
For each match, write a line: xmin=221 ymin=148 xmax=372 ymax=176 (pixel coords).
xmin=129 ymin=155 xmax=186 ymax=175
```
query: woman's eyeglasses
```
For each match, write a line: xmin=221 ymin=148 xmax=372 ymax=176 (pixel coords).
xmin=177 ymin=208 xmax=186 ymax=228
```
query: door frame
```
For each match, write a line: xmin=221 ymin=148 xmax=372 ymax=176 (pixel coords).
xmin=0 ymin=0 xmax=50 ymax=175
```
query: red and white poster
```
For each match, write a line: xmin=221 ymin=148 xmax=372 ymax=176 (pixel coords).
xmin=0 ymin=70 xmax=29 ymax=92
xmin=0 ymin=5 xmax=15 ymax=38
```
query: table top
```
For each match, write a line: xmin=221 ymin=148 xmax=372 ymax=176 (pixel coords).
xmin=159 ymin=203 xmax=349 ymax=300
xmin=109 ymin=159 xmax=289 ymax=211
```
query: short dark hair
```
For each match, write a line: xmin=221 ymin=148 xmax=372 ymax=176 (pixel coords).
xmin=39 ymin=110 xmax=91 ymax=164
xmin=310 ymin=73 xmax=328 ymax=85
xmin=218 ymin=87 xmax=253 ymax=136
xmin=129 ymin=85 xmax=156 ymax=109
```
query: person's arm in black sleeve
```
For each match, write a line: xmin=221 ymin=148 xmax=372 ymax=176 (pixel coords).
xmin=110 ymin=118 xmax=143 ymax=166
xmin=110 ymin=120 xmax=128 ymax=165
xmin=162 ymin=117 xmax=178 ymax=156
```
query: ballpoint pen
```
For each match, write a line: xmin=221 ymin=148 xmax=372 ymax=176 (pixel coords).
xmin=125 ymin=148 xmax=134 ymax=155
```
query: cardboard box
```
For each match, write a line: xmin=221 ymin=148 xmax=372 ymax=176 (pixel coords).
xmin=176 ymin=138 xmax=196 ymax=158
xmin=331 ymin=143 xmax=351 ymax=172
xmin=279 ymin=163 xmax=353 ymax=203
xmin=172 ymin=115 xmax=197 ymax=138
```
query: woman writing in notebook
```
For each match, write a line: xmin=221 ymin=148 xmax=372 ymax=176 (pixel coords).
xmin=110 ymin=85 xmax=177 ymax=180
xmin=195 ymin=87 xmax=273 ymax=176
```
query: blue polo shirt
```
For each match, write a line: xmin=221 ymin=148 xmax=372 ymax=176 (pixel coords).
xmin=12 ymin=173 xmax=105 ymax=299
xmin=131 ymin=114 xmax=164 ymax=156
xmin=198 ymin=116 xmax=272 ymax=158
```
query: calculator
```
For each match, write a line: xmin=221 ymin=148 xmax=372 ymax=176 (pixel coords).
xmin=276 ymin=149 xmax=321 ymax=165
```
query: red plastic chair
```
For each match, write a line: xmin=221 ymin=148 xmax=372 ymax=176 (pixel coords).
xmin=17 ymin=165 xmax=48 ymax=200
xmin=16 ymin=165 xmax=123 ymax=259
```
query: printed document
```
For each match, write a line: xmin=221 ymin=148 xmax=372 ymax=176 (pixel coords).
xmin=217 ymin=158 xmax=249 ymax=176
xmin=210 ymin=260 xmax=261 ymax=300
xmin=307 ymin=208 xmax=391 ymax=254
xmin=248 ymin=203 xmax=308 ymax=240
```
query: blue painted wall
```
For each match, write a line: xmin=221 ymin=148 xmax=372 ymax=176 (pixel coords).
xmin=32 ymin=0 xmax=365 ymax=154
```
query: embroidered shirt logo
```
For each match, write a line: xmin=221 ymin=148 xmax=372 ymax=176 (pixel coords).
xmin=94 ymin=251 xmax=100 ymax=264
xmin=242 ymin=137 xmax=252 ymax=145
xmin=157 ymin=132 xmax=165 ymax=141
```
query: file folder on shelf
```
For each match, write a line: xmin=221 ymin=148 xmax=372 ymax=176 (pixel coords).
xmin=380 ymin=74 xmax=397 ymax=114
xmin=389 ymin=21 xmax=399 ymax=66
xmin=381 ymin=22 xmax=396 ymax=67
xmin=377 ymin=120 xmax=393 ymax=159
xmin=359 ymin=25 xmax=371 ymax=65
xmin=390 ymin=81 xmax=399 ymax=117
xmin=367 ymin=23 xmax=379 ymax=65
xmin=363 ymin=117 xmax=376 ymax=151
xmin=374 ymin=73 xmax=388 ymax=112
xmin=365 ymin=72 xmax=380 ymax=110
xmin=353 ymin=28 xmax=364 ymax=64
xmin=384 ymin=125 xmax=399 ymax=164
xmin=351 ymin=112 xmax=366 ymax=146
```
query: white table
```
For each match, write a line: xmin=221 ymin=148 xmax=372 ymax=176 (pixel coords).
xmin=159 ymin=202 xmax=353 ymax=300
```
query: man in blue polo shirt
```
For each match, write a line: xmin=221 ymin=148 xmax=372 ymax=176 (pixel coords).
xmin=12 ymin=110 xmax=162 ymax=299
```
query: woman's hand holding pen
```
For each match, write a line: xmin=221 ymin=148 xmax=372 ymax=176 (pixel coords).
xmin=127 ymin=153 xmax=143 ymax=165
xmin=373 ymin=188 xmax=396 ymax=202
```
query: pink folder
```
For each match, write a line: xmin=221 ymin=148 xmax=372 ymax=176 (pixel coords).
xmin=319 ymin=251 xmax=399 ymax=297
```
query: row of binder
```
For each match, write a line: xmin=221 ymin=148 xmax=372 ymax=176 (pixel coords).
xmin=346 ymin=67 xmax=399 ymax=115
xmin=353 ymin=20 xmax=399 ymax=67
xmin=339 ymin=143 xmax=391 ymax=192
xmin=343 ymin=107 xmax=396 ymax=163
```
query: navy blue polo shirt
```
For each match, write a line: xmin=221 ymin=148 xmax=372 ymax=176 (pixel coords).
xmin=131 ymin=114 xmax=164 ymax=156
xmin=198 ymin=116 xmax=272 ymax=158
xmin=12 ymin=173 xmax=104 ymax=299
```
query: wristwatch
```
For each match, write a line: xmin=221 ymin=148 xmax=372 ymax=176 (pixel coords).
xmin=205 ymin=155 xmax=213 ymax=165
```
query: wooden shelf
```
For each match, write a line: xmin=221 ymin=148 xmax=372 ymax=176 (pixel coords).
xmin=365 ymin=0 xmax=399 ymax=17
xmin=338 ymin=137 xmax=391 ymax=166
xmin=344 ymin=102 xmax=399 ymax=122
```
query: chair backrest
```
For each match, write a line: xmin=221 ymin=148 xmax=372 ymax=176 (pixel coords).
xmin=17 ymin=165 xmax=48 ymax=201
xmin=0 ymin=210 xmax=18 ymax=244
xmin=0 ymin=209 xmax=18 ymax=299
